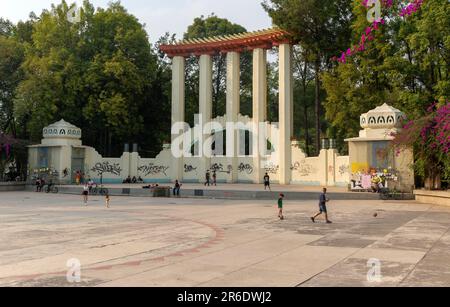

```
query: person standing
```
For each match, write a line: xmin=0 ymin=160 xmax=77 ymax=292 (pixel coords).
xmin=264 ymin=173 xmax=271 ymax=191
xmin=311 ymin=188 xmax=332 ymax=224
xmin=75 ymin=171 xmax=81 ymax=185
xmin=212 ymin=171 xmax=217 ymax=186
xmin=204 ymin=170 xmax=211 ymax=187
xmin=82 ymin=183 xmax=89 ymax=206
xmin=278 ymin=194 xmax=285 ymax=220
xmin=105 ymin=194 xmax=110 ymax=208
xmin=36 ymin=177 xmax=41 ymax=192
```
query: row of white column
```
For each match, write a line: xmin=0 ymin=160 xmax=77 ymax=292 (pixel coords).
xmin=171 ymin=44 xmax=293 ymax=185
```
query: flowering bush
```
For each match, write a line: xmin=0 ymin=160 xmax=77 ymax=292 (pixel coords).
xmin=333 ymin=0 xmax=425 ymax=63
xmin=392 ymin=102 xmax=450 ymax=189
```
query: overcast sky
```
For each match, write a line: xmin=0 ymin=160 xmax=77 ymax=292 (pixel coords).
xmin=0 ymin=0 xmax=273 ymax=43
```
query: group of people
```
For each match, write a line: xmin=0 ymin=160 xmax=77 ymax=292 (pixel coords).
xmin=278 ymin=188 xmax=332 ymax=224
xmin=123 ymin=176 xmax=144 ymax=184
xmin=204 ymin=170 xmax=217 ymax=187
xmin=35 ymin=177 xmax=46 ymax=192
xmin=351 ymin=171 xmax=388 ymax=193
xmin=82 ymin=182 xmax=110 ymax=208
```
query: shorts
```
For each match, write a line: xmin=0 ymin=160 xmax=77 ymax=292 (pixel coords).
xmin=319 ymin=204 xmax=327 ymax=213
xmin=265 ymin=182 xmax=270 ymax=186
xmin=83 ymin=191 xmax=88 ymax=196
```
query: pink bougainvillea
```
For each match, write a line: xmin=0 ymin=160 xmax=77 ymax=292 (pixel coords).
xmin=333 ymin=0 xmax=425 ymax=63
xmin=392 ymin=102 xmax=450 ymax=184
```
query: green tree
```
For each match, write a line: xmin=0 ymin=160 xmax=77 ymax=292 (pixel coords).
xmin=263 ymin=0 xmax=353 ymax=154
xmin=14 ymin=1 xmax=164 ymax=157
xmin=0 ymin=21 xmax=25 ymax=135
xmin=322 ymin=0 xmax=449 ymax=152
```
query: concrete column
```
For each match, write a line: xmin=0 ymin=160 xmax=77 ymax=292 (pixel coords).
xmin=129 ymin=152 xmax=139 ymax=178
xmin=199 ymin=54 xmax=213 ymax=181
xmin=171 ymin=56 xmax=185 ymax=181
xmin=327 ymin=149 xmax=337 ymax=186
xmin=278 ymin=44 xmax=293 ymax=185
xmin=252 ymin=48 xmax=267 ymax=184
xmin=226 ymin=51 xmax=240 ymax=183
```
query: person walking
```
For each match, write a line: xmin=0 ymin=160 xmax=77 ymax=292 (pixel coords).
xmin=278 ymin=194 xmax=285 ymax=220
xmin=264 ymin=173 xmax=271 ymax=191
xmin=82 ymin=183 xmax=89 ymax=206
xmin=204 ymin=170 xmax=211 ymax=187
xmin=311 ymin=188 xmax=332 ymax=224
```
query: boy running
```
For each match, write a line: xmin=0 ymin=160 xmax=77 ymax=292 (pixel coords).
xmin=311 ymin=188 xmax=332 ymax=224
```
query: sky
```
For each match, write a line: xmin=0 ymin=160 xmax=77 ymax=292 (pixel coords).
xmin=0 ymin=0 xmax=274 ymax=43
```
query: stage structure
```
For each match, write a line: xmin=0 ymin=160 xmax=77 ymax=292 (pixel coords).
xmin=26 ymin=29 xmax=414 ymax=191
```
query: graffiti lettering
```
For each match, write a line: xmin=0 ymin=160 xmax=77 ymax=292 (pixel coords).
xmin=291 ymin=161 xmax=317 ymax=177
xmin=210 ymin=163 xmax=232 ymax=174
xmin=184 ymin=164 xmax=197 ymax=173
xmin=339 ymin=165 xmax=350 ymax=176
xmin=138 ymin=164 xmax=169 ymax=176
xmin=238 ymin=163 xmax=253 ymax=175
xmin=265 ymin=163 xmax=279 ymax=175
xmin=91 ymin=162 xmax=122 ymax=176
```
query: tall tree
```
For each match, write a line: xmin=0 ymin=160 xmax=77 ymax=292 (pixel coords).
xmin=263 ymin=0 xmax=353 ymax=154
xmin=322 ymin=0 xmax=449 ymax=150
xmin=0 ymin=20 xmax=25 ymax=136
xmin=14 ymin=1 xmax=163 ymax=157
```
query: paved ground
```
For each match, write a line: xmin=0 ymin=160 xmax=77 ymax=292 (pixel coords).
xmin=1 ymin=191 xmax=449 ymax=287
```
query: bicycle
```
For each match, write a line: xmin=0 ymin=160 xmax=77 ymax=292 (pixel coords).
xmin=44 ymin=184 xmax=59 ymax=194
xmin=91 ymin=185 xmax=109 ymax=196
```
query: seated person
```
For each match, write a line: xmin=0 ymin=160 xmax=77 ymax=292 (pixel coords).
xmin=137 ymin=176 xmax=144 ymax=183
xmin=173 ymin=180 xmax=182 ymax=196
xmin=371 ymin=175 xmax=382 ymax=193
xmin=132 ymin=176 xmax=137 ymax=184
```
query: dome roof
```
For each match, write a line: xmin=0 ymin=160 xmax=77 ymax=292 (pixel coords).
xmin=360 ymin=103 xmax=406 ymax=129
xmin=43 ymin=119 xmax=82 ymax=139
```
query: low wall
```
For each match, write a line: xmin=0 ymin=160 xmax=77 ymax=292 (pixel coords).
xmin=0 ymin=182 xmax=26 ymax=192
xmin=414 ymin=190 xmax=450 ymax=206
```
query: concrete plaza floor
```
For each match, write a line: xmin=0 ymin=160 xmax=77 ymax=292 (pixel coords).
xmin=0 ymin=191 xmax=450 ymax=287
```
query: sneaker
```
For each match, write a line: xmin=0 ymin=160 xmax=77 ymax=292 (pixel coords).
xmin=311 ymin=217 xmax=315 ymax=223
xmin=326 ymin=221 xmax=333 ymax=224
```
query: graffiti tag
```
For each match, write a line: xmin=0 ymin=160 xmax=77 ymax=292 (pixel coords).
xmin=339 ymin=165 xmax=350 ymax=176
xmin=184 ymin=164 xmax=197 ymax=173
xmin=238 ymin=163 xmax=253 ymax=175
xmin=265 ymin=163 xmax=279 ymax=175
xmin=91 ymin=162 xmax=122 ymax=176
xmin=210 ymin=163 xmax=232 ymax=174
xmin=138 ymin=164 xmax=170 ymax=176
xmin=291 ymin=161 xmax=317 ymax=177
